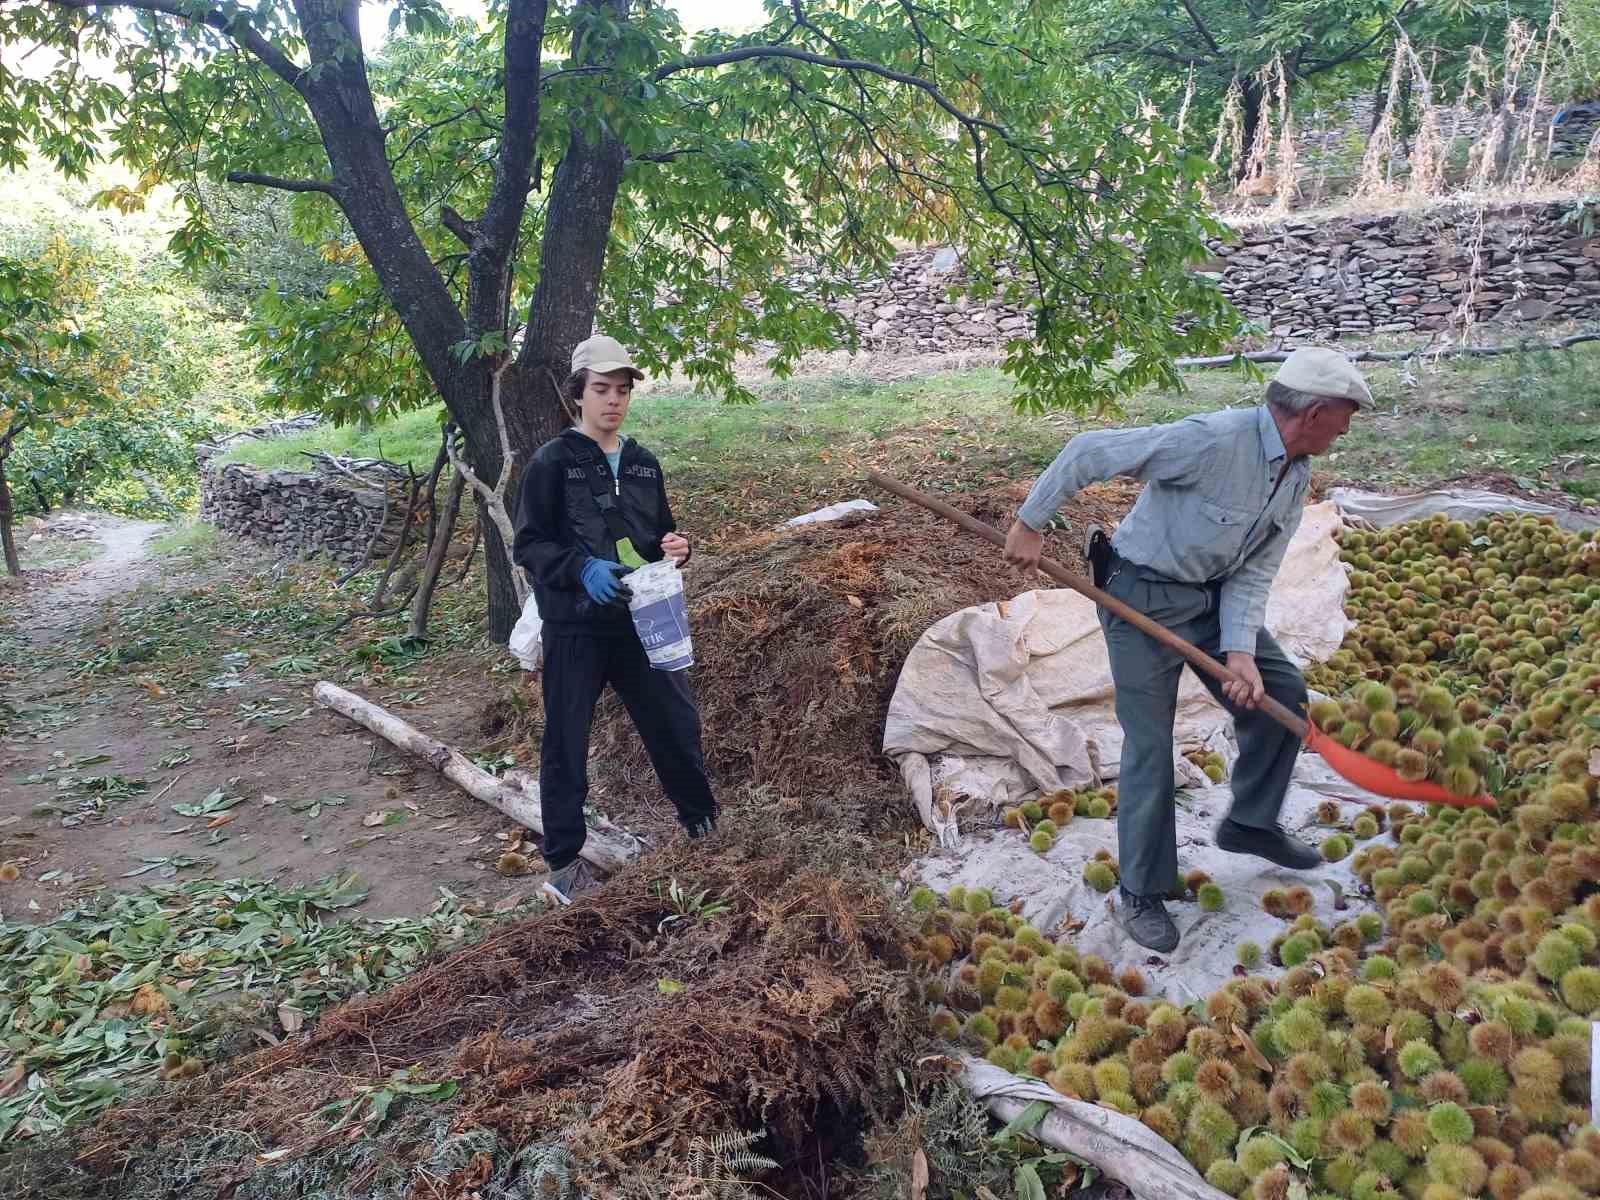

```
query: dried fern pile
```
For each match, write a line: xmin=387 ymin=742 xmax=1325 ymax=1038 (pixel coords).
xmin=584 ymin=481 xmax=1137 ymax=839
xmin=6 ymin=822 xmax=917 ymax=1200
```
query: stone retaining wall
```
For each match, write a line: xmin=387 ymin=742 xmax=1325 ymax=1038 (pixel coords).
xmin=196 ymin=426 xmax=409 ymax=565
xmin=824 ymin=199 xmax=1600 ymax=351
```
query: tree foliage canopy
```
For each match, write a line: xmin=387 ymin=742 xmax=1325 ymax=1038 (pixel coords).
xmin=1 ymin=168 xmax=257 ymax=524
xmin=4 ymin=0 xmax=1239 ymax=419
xmin=2 ymin=0 xmax=1249 ymax=631
xmin=0 ymin=244 xmax=116 ymax=568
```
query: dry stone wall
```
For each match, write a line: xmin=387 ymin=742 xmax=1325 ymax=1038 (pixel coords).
xmin=822 ymin=200 xmax=1600 ymax=352
xmin=197 ymin=422 xmax=408 ymax=566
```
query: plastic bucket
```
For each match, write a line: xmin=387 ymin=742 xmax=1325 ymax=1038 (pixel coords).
xmin=625 ymin=560 xmax=694 ymax=671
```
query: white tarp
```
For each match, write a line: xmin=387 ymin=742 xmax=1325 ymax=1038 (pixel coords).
xmin=914 ymin=777 xmax=1373 ymax=1000
xmin=885 ymin=501 xmax=1353 ymax=845
xmin=1330 ymin=485 xmax=1600 ymax=532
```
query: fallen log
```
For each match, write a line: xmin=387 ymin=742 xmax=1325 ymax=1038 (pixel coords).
xmin=961 ymin=1058 xmax=1231 ymax=1200
xmin=1175 ymin=329 xmax=1600 ymax=371
xmin=313 ymin=681 xmax=640 ymax=873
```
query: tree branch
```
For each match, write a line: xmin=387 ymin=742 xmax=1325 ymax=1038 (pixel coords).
xmin=1091 ymin=40 xmax=1213 ymax=68
xmin=441 ymin=205 xmax=477 ymax=246
xmin=1299 ymin=2 xmax=1412 ymax=77
xmin=460 ymin=0 xmax=551 ymax=357
xmin=631 ymin=147 xmax=701 ymax=163
xmin=47 ymin=0 xmax=305 ymax=89
xmin=478 ymin=0 xmax=549 ymax=255
xmin=655 ymin=45 xmax=1008 ymax=139
xmin=389 ymin=106 xmax=489 ymax=167
xmin=1177 ymin=0 xmax=1221 ymax=53
xmin=226 ymin=170 xmax=341 ymax=196
xmin=1298 ymin=27 xmax=1392 ymax=77
xmin=443 ymin=369 xmax=528 ymax=608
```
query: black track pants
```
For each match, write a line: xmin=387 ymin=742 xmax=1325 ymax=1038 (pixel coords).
xmin=539 ymin=629 xmax=717 ymax=870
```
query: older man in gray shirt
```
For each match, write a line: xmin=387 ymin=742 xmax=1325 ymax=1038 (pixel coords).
xmin=1003 ymin=348 xmax=1371 ymax=953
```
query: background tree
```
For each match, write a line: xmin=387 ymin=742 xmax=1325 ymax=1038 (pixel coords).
xmin=1080 ymin=0 xmax=1554 ymax=176
xmin=0 ymin=253 xmax=113 ymax=574
xmin=1 ymin=168 xmax=259 ymax=521
xmin=192 ymin=180 xmax=354 ymax=321
xmin=2 ymin=0 xmax=1239 ymax=637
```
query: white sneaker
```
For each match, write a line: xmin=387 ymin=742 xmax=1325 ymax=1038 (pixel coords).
xmin=542 ymin=859 xmax=602 ymax=906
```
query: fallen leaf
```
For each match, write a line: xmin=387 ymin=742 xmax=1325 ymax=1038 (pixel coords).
xmin=362 ymin=811 xmax=385 ymax=828
xmin=911 ymin=1148 xmax=929 ymax=1199
xmin=846 ymin=594 xmax=864 ymax=608
xmin=404 ymin=801 xmax=419 ymax=813
xmin=278 ymin=1004 xmax=304 ymax=1034
xmin=460 ymin=834 xmax=482 ymax=846
xmin=494 ymin=893 xmax=523 ymax=913
xmin=262 ymin=795 xmax=280 ymax=806
xmin=1231 ymin=1022 xmax=1273 ymax=1073
xmin=657 ymin=979 xmax=685 ymax=995
xmin=206 ymin=812 xmax=238 ymax=830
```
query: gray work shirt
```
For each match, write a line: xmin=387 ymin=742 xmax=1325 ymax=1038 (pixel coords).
xmin=1017 ymin=405 xmax=1308 ymax=655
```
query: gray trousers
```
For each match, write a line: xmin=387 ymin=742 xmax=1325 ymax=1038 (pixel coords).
xmin=1098 ymin=555 xmax=1308 ymax=899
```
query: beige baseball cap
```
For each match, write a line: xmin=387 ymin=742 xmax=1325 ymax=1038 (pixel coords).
xmin=570 ymin=333 xmax=644 ymax=381
xmin=1273 ymin=347 xmax=1371 ymax=408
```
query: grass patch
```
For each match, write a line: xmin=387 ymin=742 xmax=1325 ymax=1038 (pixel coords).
xmin=213 ymin=344 xmax=1598 ymax=546
xmin=14 ymin=536 xmax=100 ymax=572
xmin=1321 ymin=344 xmax=1600 ymax=498
xmin=218 ymin=406 xmax=446 ymax=473
xmin=149 ymin=520 xmax=219 ymax=558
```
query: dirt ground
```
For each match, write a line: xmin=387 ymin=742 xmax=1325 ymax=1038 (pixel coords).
xmin=0 ymin=517 xmax=544 ymax=923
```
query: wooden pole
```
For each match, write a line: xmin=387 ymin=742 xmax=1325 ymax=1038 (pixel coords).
xmin=312 ymin=681 xmax=639 ymax=873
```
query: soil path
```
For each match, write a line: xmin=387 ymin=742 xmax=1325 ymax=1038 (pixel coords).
xmin=12 ymin=517 xmax=166 ymax=648
xmin=1 ymin=516 xmax=534 ymax=924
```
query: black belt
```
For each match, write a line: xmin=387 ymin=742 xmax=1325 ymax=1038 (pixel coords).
xmin=1106 ymin=551 xmax=1221 ymax=610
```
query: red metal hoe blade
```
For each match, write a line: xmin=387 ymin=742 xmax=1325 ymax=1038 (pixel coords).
xmin=1305 ymin=722 xmax=1497 ymax=810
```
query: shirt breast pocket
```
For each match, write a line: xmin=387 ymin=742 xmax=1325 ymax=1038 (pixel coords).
xmin=1196 ymin=497 xmax=1250 ymax=528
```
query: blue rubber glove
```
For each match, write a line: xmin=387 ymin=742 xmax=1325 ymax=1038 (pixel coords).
xmin=580 ymin=557 xmax=632 ymax=606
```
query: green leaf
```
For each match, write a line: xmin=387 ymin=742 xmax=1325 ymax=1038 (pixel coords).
xmin=994 ymin=1100 xmax=1052 ymax=1143
xmin=1013 ymin=1162 xmax=1047 ymax=1200
xmin=172 ymin=789 xmax=241 ymax=818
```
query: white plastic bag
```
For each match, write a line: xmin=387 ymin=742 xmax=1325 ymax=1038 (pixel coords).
xmin=626 ymin=560 xmax=694 ymax=671
xmin=509 ymin=591 xmax=543 ymax=671
xmin=783 ymin=498 xmax=879 ymax=527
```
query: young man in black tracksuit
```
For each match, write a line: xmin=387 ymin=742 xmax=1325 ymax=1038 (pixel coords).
xmin=511 ymin=334 xmax=717 ymax=905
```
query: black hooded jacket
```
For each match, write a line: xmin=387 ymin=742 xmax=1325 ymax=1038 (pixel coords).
xmin=512 ymin=428 xmax=678 ymax=632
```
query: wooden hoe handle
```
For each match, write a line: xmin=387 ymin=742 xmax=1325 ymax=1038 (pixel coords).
xmin=865 ymin=470 xmax=1311 ymax=740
